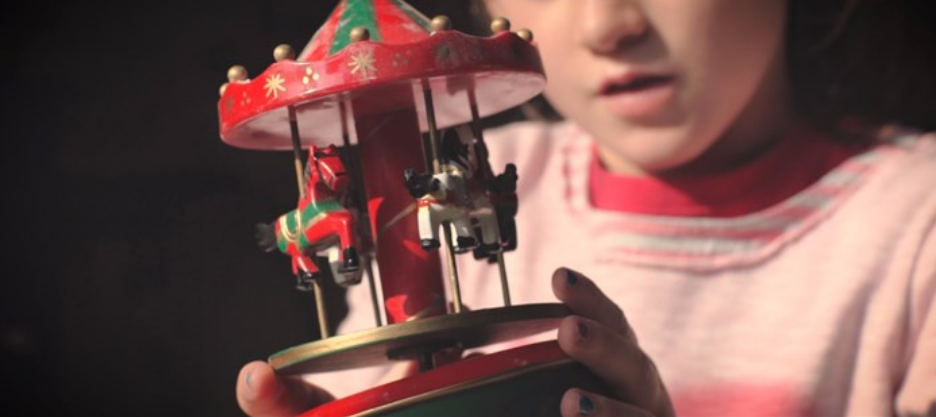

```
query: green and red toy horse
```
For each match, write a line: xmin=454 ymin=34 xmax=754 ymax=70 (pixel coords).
xmin=257 ymin=145 xmax=362 ymax=290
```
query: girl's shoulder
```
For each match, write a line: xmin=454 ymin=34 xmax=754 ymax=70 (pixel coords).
xmin=869 ymin=124 xmax=936 ymax=182
xmin=875 ymin=124 xmax=936 ymax=149
xmin=850 ymin=125 xmax=936 ymax=236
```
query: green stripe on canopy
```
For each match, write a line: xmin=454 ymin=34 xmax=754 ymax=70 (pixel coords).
xmin=330 ymin=0 xmax=382 ymax=55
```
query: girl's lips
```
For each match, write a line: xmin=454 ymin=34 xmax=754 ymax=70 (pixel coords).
xmin=598 ymin=75 xmax=676 ymax=119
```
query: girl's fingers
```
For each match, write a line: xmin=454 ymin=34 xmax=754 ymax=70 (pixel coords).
xmin=557 ymin=316 xmax=674 ymax=417
xmin=236 ymin=361 xmax=334 ymax=417
xmin=551 ymin=268 xmax=636 ymax=340
xmin=560 ymin=388 xmax=655 ymax=417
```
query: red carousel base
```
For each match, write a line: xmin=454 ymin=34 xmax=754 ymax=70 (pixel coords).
xmin=302 ymin=341 xmax=608 ymax=417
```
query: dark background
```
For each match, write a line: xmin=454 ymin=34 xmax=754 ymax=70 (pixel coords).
xmin=2 ymin=1 xmax=934 ymax=416
xmin=0 ymin=1 xmax=469 ymax=416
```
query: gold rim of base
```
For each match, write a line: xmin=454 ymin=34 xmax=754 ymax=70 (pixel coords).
xmin=270 ymin=303 xmax=570 ymax=374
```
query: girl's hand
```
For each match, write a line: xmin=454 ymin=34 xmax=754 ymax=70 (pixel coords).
xmin=552 ymin=268 xmax=675 ymax=417
xmin=236 ymin=361 xmax=334 ymax=417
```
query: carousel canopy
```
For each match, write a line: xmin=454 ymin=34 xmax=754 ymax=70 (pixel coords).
xmin=218 ymin=0 xmax=545 ymax=150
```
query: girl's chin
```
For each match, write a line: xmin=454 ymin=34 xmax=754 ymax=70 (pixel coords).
xmin=597 ymin=139 xmax=702 ymax=175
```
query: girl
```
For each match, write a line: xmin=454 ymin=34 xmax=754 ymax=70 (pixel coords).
xmin=237 ymin=0 xmax=936 ymax=415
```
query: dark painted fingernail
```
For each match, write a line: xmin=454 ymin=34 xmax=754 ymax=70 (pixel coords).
xmin=566 ymin=269 xmax=578 ymax=285
xmin=577 ymin=321 xmax=589 ymax=341
xmin=578 ymin=393 xmax=595 ymax=415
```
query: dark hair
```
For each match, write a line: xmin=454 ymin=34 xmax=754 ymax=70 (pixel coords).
xmin=788 ymin=0 xmax=936 ymax=132
xmin=419 ymin=0 xmax=936 ymax=132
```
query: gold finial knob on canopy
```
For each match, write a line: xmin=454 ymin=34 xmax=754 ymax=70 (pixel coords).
xmin=227 ymin=65 xmax=248 ymax=82
xmin=430 ymin=15 xmax=452 ymax=33
xmin=274 ymin=44 xmax=295 ymax=62
xmin=516 ymin=28 xmax=534 ymax=42
xmin=350 ymin=26 xmax=371 ymax=42
xmin=490 ymin=17 xmax=511 ymax=34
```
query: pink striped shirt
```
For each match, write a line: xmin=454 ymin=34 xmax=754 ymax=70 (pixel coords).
xmin=329 ymin=121 xmax=936 ymax=416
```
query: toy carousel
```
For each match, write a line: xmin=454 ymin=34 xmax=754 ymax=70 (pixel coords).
xmin=217 ymin=1 xmax=606 ymax=415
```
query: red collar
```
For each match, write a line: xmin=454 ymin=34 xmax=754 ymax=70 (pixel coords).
xmin=588 ymin=126 xmax=865 ymax=217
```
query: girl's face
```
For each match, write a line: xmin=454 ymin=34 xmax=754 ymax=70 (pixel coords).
xmin=483 ymin=0 xmax=795 ymax=175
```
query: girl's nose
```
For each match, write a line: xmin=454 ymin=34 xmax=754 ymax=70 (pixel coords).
xmin=578 ymin=0 xmax=649 ymax=55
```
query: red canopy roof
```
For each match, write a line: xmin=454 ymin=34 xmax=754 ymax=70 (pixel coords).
xmin=218 ymin=0 xmax=546 ymax=150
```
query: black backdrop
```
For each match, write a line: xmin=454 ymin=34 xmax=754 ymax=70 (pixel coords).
xmin=1 ymin=1 xmax=469 ymax=416
xmin=3 ymin=1 xmax=935 ymax=416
